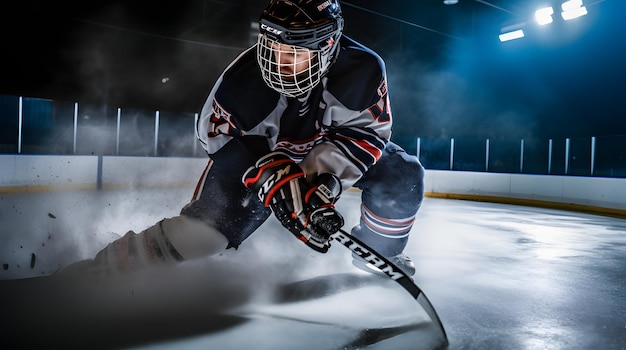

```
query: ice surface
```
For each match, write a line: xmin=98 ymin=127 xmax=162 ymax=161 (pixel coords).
xmin=2 ymin=187 xmax=626 ymax=349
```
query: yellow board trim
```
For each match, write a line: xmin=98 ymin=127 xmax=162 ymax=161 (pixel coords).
xmin=426 ymin=192 xmax=626 ymax=219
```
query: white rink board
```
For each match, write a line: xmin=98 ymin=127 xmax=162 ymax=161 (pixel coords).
xmin=1 ymin=155 xmax=626 ymax=211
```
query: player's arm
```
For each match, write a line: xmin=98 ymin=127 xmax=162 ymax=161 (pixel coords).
xmin=300 ymin=76 xmax=392 ymax=189
xmin=196 ymin=47 xmax=277 ymax=157
xmin=300 ymin=40 xmax=393 ymax=188
xmin=196 ymin=77 xmax=246 ymax=156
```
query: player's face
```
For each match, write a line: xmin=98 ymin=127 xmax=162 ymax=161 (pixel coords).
xmin=270 ymin=42 xmax=313 ymax=79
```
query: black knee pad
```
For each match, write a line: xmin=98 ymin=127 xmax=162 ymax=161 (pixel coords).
xmin=356 ymin=142 xmax=424 ymax=219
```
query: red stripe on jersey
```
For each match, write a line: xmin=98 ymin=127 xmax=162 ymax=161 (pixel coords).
xmin=353 ymin=139 xmax=383 ymax=161
xmin=333 ymin=134 xmax=384 ymax=161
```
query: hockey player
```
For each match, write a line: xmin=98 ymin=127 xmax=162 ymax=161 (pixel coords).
xmin=63 ymin=0 xmax=424 ymax=277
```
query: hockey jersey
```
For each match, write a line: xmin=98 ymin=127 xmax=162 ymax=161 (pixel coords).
xmin=196 ymin=36 xmax=393 ymax=189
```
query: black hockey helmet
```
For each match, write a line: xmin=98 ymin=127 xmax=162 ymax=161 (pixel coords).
xmin=257 ymin=0 xmax=344 ymax=97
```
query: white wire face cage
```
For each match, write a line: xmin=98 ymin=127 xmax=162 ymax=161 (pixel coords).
xmin=257 ymin=34 xmax=331 ymax=98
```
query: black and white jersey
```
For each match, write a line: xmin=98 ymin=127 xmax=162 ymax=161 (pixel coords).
xmin=196 ymin=36 xmax=393 ymax=189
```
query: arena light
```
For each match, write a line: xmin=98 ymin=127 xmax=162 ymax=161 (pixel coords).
xmin=535 ymin=6 xmax=554 ymax=25
xmin=499 ymin=29 xmax=525 ymax=42
xmin=561 ymin=0 xmax=588 ymax=20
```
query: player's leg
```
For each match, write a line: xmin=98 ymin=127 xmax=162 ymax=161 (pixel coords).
xmin=180 ymin=136 xmax=272 ymax=250
xmin=350 ymin=141 xmax=425 ymax=276
xmin=59 ymin=137 xmax=272 ymax=277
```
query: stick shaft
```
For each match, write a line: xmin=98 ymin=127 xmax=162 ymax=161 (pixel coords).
xmin=331 ymin=229 xmax=448 ymax=345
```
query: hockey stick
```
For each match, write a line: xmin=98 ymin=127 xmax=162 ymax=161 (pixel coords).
xmin=330 ymin=228 xmax=449 ymax=347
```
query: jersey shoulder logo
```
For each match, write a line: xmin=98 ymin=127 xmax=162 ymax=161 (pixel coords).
xmin=207 ymin=99 xmax=242 ymax=137
xmin=212 ymin=99 xmax=231 ymax=120
xmin=368 ymin=79 xmax=391 ymax=123
xmin=377 ymin=79 xmax=388 ymax=98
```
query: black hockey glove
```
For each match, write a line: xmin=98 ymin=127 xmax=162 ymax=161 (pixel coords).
xmin=242 ymin=151 xmax=344 ymax=253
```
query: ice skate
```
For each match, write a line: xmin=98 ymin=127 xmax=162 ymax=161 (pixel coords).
xmin=349 ymin=224 xmax=416 ymax=277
